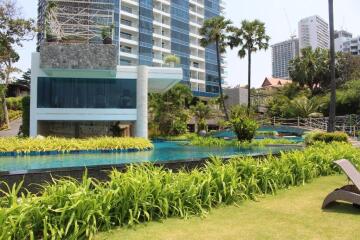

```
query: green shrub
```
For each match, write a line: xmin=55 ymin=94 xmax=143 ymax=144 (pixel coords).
xmin=0 ymin=142 xmax=358 ymax=239
xmin=255 ymin=131 xmax=277 ymax=137
xmin=230 ymin=117 xmax=258 ymax=142
xmin=6 ymin=97 xmax=23 ymax=111
xmin=0 ymin=137 xmax=153 ymax=154
xmin=228 ymin=105 xmax=259 ymax=142
xmin=305 ymin=131 xmax=348 ymax=145
xmin=189 ymin=136 xmax=293 ymax=147
xmin=21 ymin=96 xmax=30 ymax=136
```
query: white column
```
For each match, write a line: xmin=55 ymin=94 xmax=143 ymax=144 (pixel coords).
xmin=30 ymin=53 xmax=39 ymax=137
xmin=135 ymin=65 xmax=149 ymax=138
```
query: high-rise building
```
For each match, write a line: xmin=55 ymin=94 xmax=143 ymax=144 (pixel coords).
xmin=37 ymin=0 xmax=225 ymax=97
xmin=271 ymin=37 xmax=299 ymax=79
xmin=342 ymin=36 xmax=360 ymax=56
xmin=298 ymin=15 xmax=329 ymax=50
xmin=334 ymin=30 xmax=353 ymax=52
xmin=334 ymin=30 xmax=360 ymax=56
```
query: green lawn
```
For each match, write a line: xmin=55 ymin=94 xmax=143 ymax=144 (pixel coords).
xmin=96 ymin=175 xmax=360 ymax=240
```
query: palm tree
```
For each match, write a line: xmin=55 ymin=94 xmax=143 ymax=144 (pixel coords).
xmin=190 ymin=102 xmax=212 ymax=132
xmin=328 ymin=0 xmax=336 ymax=132
xmin=199 ymin=16 xmax=232 ymax=121
xmin=229 ymin=20 xmax=270 ymax=113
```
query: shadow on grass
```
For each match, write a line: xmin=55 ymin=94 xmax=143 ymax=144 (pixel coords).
xmin=323 ymin=202 xmax=360 ymax=215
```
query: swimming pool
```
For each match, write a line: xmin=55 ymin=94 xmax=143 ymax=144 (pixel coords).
xmin=212 ymin=125 xmax=306 ymax=142
xmin=0 ymin=141 xmax=302 ymax=173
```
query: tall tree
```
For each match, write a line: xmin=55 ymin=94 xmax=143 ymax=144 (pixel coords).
xmin=289 ymin=48 xmax=350 ymax=95
xmin=149 ymin=84 xmax=193 ymax=136
xmin=16 ymin=68 xmax=31 ymax=87
xmin=229 ymin=20 xmax=270 ymax=113
xmin=190 ymin=101 xmax=212 ymax=133
xmin=328 ymin=0 xmax=336 ymax=132
xmin=0 ymin=0 xmax=35 ymax=128
xmin=199 ymin=16 xmax=232 ymax=121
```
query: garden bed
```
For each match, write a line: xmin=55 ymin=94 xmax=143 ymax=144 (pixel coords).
xmin=0 ymin=137 xmax=153 ymax=156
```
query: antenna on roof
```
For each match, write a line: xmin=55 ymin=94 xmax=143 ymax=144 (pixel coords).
xmin=283 ymin=8 xmax=296 ymax=38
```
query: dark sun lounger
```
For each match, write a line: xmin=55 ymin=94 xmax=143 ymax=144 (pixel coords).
xmin=322 ymin=159 xmax=360 ymax=209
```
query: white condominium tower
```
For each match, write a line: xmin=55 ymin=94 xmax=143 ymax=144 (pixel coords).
xmin=271 ymin=37 xmax=299 ymax=79
xmin=298 ymin=15 xmax=329 ymax=50
xmin=37 ymin=0 xmax=226 ymax=98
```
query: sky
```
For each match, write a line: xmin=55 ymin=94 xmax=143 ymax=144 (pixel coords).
xmin=13 ymin=0 xmax=360 ymax=87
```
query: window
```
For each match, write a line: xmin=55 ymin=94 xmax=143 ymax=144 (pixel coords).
xmin=37 ymin=77 xmax=136 ymax=109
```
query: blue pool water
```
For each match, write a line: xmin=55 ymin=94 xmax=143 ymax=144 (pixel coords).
xmin=212 ymin=125 xmax=306 ymax=142
xmin=0 ymin=141 xmax=302 ymax=173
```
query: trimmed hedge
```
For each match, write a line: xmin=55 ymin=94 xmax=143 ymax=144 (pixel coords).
xmin=21 ymin=96 xmax=30 ymax=136
xmin=305 ymin=131 xmax=348 ymax=145
xmin=0 ymin=142 xmax=358 ymax=239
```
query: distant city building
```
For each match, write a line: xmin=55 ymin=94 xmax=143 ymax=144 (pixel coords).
xmin=334 ymin=30 xmax=360 ymax=56
xmin=224 ymin=85 xmax=248 ymax=108
xmin=298 ymin=15 xmax=329 ymax=50
xmin=37 ymin=0 xmax=226 ymax=98
xmin=261 ymin=77 xmax=292 ymax=89
xmin=271 ymin=37 xmax=299 ymax=79
xmin=335 ymin=30 xmax=353 ymax=52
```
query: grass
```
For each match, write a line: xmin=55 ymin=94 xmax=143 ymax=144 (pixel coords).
xmin=96 ymin=175 xmax=360 ymax=240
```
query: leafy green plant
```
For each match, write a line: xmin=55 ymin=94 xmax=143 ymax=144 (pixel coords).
xmin=189 ymin=136 xmax=293 ymax=147
xmin=304 ymin=131 xmax=348 ymax=145
xmin=228 ymin=105 xmax=258 ymax=142
xmin=21 ymin=95 xmax=30 ymax=136
xmin=0 ymin=137 xmax=153 ymax=154
xmin=190 ymin=102 xmax=212 ymax=133
xmin=164 ymin=54 xmax=180 ymax=66
xmin=0 ymin=142 xmax=358 ymax=239
xmin=101 ymin=24 xmax=114 ymax=44
xmin=255 ymin=131 xmax=277 ymax=137
xmin=6 ymin=97 xmax=23 ymax=110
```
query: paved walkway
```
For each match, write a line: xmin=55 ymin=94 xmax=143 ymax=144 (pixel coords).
xmin=0 ymin=118 xmax=22 ymax=137
xmin=350 ymin=138 xmax=360 ymax=148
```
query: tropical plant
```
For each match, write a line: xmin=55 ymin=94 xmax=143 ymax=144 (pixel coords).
xmin=228 ymin=105 xmax=258 ymax=142
xmin=0 ymin=142 xmax=359 ymax=239
xmin=164 ymin=54 xmax=180 ymax=67
xmin=101 ymin=24 xmax=114 ymax=44
xmin=290 ymin=96 xmax=324 ymax=118
xmin=229 ymin=20 xmax=270 ymax=113
xmin=190 ymin=101 xmax=212 ymax=133
xmin=199 ymin=16 xmax=233 ymax=120
xmin=149 ymin=84 xmax=192 ymax=136
xmin=304 ymin=131 xmax=348 ymax=145
xmin=0 ymin=137 xmax=153 ymax=154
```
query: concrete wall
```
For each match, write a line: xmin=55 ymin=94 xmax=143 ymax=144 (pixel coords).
xmin=224 ymin=87 xmax=248 ymax=108
xmin=40 ymin=43 xmax=118 ymax=70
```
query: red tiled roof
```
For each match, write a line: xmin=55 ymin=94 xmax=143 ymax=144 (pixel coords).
xmin=261 ymin=77 xmax=292 ymax=88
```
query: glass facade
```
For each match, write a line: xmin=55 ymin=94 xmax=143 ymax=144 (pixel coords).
xmin=139 ymin=0 xmax=153 ymax=65
xmin=171 ymin=0 xmax=190 ymax=82
xmin=37 ymin=77 xmax=136 ymax=109
xmin=204 ymin=0 xmax=221 ymax=95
